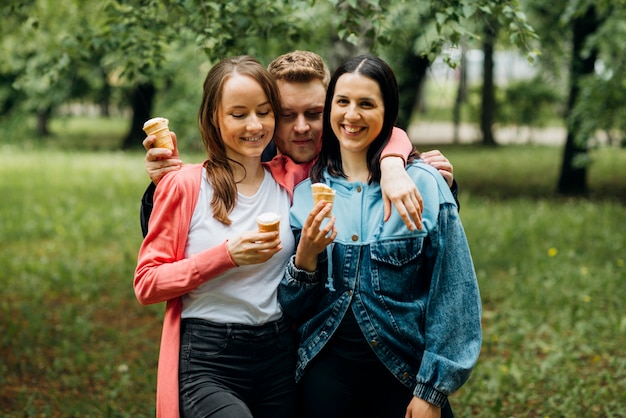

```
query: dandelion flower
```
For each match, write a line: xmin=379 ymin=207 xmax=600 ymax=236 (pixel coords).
xmin=548 ymin=248 xmax=558 ymax=257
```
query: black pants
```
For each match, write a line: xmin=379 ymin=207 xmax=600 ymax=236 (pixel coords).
xmin=179 ymin=317 xmax=297 ymax=418
xmin=300 ymin=341 xmax=454 ymax=418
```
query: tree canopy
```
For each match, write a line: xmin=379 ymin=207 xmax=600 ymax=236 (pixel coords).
xmin=4 ymin=0 xmax=625 ymax=195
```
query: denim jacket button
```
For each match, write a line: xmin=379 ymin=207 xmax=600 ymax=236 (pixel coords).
xmin=370 ymin=339 xmax=378 ymax=347
xmin=356 ymin=186 xmax=362 ymax=193
xmin=351 ymin=234 xmax=358 ymax=241
xmin=402 ymin=372 xmax=409 ymax=380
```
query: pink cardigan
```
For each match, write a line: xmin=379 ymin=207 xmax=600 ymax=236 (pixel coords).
xmin=134 ymin=129 xmax=411 ymax=418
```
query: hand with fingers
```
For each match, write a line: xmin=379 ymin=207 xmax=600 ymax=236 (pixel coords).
xmin=404 ymin=396 xmax=441 ymax=418
xmin=380 ymin=157 xmax=423 ymax=231
xmin=226 ymin=230 xmax=283 ymax=266
xmin=295 ymin=201 xmax=337 ymax=272
xmin=143 ymin=133 xmax=183 ymax=185
xmin=420 ymin=150 xmax=454 ymax=188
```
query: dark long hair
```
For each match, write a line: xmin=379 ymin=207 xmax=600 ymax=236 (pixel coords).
xmin=310 ymin=55 xmax=399 ymax=184
xmin=198 ymin=55 xmax=281 ymax=225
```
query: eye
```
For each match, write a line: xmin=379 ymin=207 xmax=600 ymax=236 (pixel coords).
xmin=231 ymin=113 xmax=245 ymax=119
xmin=281 ymin=112 xmax=296 ymax=120
xmin=306 ymin=111 xmax=323 ymax=120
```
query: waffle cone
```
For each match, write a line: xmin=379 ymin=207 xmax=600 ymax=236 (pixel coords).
xmin=311 ymin=183 xmax=335 ymax=217
xmin=256 ymin=213 xmax=281 ymax=232
xmin=143 ymin=117 xmax=174 ymax=150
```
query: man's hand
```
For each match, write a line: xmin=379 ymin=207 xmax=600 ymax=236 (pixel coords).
xmin=380 ymin=156 xmax=423 ymax=231
xmin=405 ymin=397 xmax=441 ymax=418
xmin=143 ymin=133 xmax=183 ymax=185
xmin=420 ymin=150 xmax=454 ymax=188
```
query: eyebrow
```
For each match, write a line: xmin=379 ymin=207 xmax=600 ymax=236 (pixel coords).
xmin=226 ymin=101 xmax=272 ymax=110
xmin=335 ymin=93 xmax=377 ymax=101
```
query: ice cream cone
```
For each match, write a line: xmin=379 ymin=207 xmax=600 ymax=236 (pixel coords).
xmin=143 ymin=117 xmax=174 ymax=150
xmin=256 ymin=212 xmax=281 ymax=232
xmin=311 ymin=183 xmax=335 ymax=217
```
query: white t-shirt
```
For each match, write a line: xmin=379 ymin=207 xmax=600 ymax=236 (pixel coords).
xmin=181 ymin=167 xmax=294 ymax=325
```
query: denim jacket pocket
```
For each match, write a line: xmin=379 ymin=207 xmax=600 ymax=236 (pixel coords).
xmin=370 ymin=238 xmax=424 ymax=301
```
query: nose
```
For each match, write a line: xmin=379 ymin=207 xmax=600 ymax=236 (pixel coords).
xmin=247 ymin=114 xmax=262 ymax=131
xmin=345 ymin=103 xmax=360 ymax=121
xmin=294 ymin=114 xmax=309 ymax=133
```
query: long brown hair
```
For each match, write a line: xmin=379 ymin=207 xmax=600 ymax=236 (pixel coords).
xmin=198 ymin=55 xmax=281 ymax=225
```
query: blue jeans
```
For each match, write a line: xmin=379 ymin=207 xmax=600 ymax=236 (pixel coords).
xmin=179 ymin=317 xmax=297 ymax=418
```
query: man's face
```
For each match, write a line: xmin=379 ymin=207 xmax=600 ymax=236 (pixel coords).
xmin=274 ymin=79 xmax=326 ymax=164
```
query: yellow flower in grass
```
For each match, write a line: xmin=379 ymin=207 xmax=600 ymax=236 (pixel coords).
xmin=582 ymin=295 xmax=591 ymax=303
xmin=548 ymin=247 xmax=558 ymax=257
xmin=617 ymin=259 xmax=624 ymax=267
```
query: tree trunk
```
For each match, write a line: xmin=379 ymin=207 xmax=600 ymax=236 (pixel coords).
xmin=396 ymin=52 xmax=430 ymax=131
xmin=98 ymin=67 xmax=111 ymax=117
xmin=453 ymin=44 xmax=468 ymax=144
xmin=122 ymin=82 xmax=156 ymax=150
xmin=557 ymin=5 xmax=598 ymax=195
xmin=481 ymin=24 xmax=497 ymax=146
xmin=36 ymin=106 xmax=52 ymax=137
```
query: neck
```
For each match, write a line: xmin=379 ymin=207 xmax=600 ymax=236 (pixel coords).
xmin=340 ymin=149 xmax=370 ymax=182
xmin=229 ymin=157 xmax=265 ymax=196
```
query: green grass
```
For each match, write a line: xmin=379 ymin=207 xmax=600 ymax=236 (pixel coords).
xmin=0 ymin=148 xmax=161 ymax=417
xmin=1 ymin=126 xmax=625 ymax=416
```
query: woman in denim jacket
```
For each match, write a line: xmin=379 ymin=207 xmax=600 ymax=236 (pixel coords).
xmin=278 ymin=55 xmax=482 ymax=418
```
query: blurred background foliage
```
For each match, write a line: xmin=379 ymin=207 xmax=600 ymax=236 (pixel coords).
xmin=0 ymin=0 xmax=624 ymax=190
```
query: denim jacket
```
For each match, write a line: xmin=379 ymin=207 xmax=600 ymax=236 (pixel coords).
xmin=278 ymin=161 xmax=482 ymax=408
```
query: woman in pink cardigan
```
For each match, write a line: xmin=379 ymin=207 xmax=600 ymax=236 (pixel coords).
xmin=134 ymin=55 xmax=415 ymax=418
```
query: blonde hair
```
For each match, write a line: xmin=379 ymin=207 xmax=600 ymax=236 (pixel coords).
xmin=267 ymin=50 xmax=330 ymax=88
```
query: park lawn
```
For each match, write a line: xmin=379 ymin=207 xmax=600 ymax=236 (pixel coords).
xmin=0 ymin=142 xmax=624 ymax=417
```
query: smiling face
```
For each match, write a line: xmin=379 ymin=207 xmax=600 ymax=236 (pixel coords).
xmin=329 ymin=72 xmax=385 ymax=158
xmin=274 ymin=79 xmax=326 ymax=164
xmin=217 ymin=73 xmax=275 ymax=163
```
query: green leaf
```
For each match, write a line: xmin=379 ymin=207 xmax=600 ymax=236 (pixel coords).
xmin=435 ymin=12 xmax=448 ymax=26
xmin=463 ymin=4 xmax=476 ymax=19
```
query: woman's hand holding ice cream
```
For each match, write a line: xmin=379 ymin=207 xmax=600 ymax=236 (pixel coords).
xmin=295 ymin=200 xmax=337 ymax=272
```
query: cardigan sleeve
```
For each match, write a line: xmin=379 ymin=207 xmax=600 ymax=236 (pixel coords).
xmin=134 ymin=165 xmax=238 ymax=305
xmin=381 ymin=127 xmax=413 ymax=164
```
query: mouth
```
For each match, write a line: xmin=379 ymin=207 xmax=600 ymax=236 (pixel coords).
xmin=292 ymin=137 xmax=313 ymax=145
xmin=341 ymin=124 xmax=365 ymax=135
xmin=241 ymin=134 xmax=265 ymax=143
